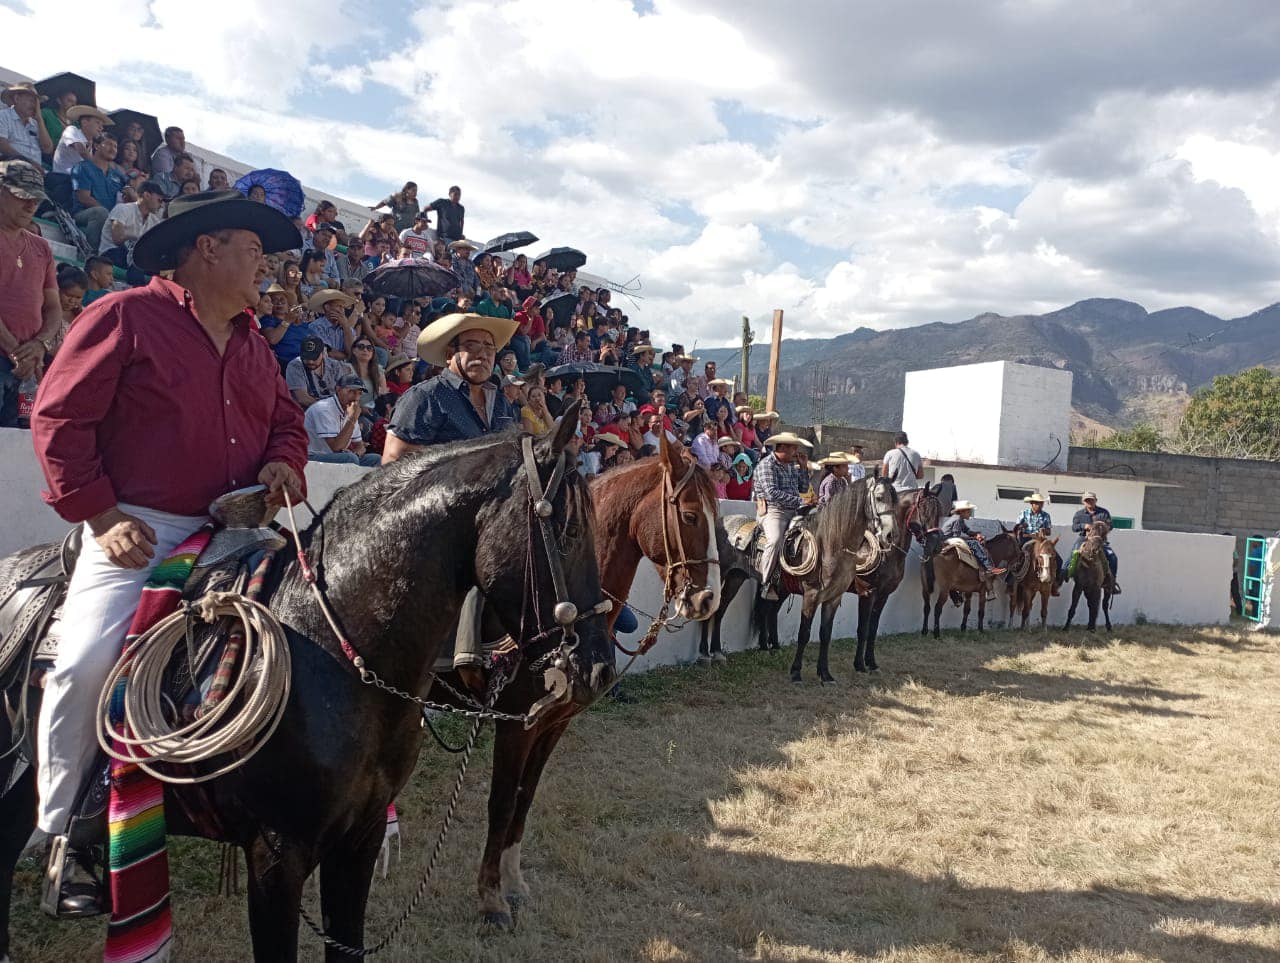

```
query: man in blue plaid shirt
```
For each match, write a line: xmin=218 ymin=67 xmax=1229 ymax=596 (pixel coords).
xmin=1013 ymin=493 xmax=1062 ymax=595
xmin=754 ymin=431 xmax=814 ymax=598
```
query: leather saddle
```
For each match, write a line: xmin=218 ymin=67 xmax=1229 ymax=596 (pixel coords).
xmin=940 ymin=537 xmax=982 ymax=571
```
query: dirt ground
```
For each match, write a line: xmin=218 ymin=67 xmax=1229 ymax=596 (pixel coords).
xmin=10 ymin=624 xmax=1280 ymax=962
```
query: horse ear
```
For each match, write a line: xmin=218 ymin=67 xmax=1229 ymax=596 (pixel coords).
xmin=658 ymin=425 xmax=676 ymax=469
xmin=549 ymin=399 xmax=581 ymax=457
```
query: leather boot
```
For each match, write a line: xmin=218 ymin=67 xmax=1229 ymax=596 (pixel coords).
xmin=42 ymin=835 xmax=109 ymax=919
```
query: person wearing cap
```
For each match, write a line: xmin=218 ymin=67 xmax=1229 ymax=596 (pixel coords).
xmin=881 ymin=430 xmax=923 ymax=500
xmin=52 ymin=104 xmax=112 ymax=175
xmin=259 ymin=283 xmax=309 ymax=366
xmin=0 ymin=161 xmax=61 ymax=427
xmin=285 ymin=335 xmax=354 ymax=408
xmin=941 ymin=501 xmax=1007 ymax=581
xmin=0 ymin=82 xmax=53 ymax=166
xmin=1070 ymin=492 xmax=1120 ymax=593
xmin=398 ymin=210 xmax=436 ymax=257
xmin=755 ymin=431 xmax=816 ymax=598
xmin=502 ymin=373 xmax=527 ymax=408
xmin=306 ymin=288 xmax=361 ymax=361
xmin=304 ymin=372 xmax=381 ymax=466
xmin=817 ymin=452 xmax=852 ymax=506
xmin=427 ymin=185 xmax=465 ymax=243
xmin=382 ymin=311 xmax=519 ymax=461
xmin=30 ymin=190 xmax=308 ymax=907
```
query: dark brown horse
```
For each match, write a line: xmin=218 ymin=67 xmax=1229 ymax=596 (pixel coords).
xmin=920 ymin=527 xmax=1019 ymax=638
xmin=1065 ymin=521 xmax=1113 ymax=632
xmin=427 ymin=432 xmax=722 ymax=926
xmin=1014 ymin=531 xmax=1059 ymax=629
xmin=1 ymin=411 xmax=613 ymax=962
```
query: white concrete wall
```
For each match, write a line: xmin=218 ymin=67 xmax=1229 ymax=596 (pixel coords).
xmin=903 ymin=362 xmax=1005 ymax=465
xmin=997 ymin=363 xmax=1072 ymax=470
xmin=0 ymin=429 xmax=1233 ymax=672
xmin=920 ymin=464 xmax=1148 ymax=529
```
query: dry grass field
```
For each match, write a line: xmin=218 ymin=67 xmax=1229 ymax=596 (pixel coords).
xmin=10 ymin=624 xmax=1280 ymax=962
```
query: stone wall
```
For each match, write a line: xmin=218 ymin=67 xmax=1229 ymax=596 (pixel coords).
xmin=1069 ymin=447 xmax=1280 ymax=538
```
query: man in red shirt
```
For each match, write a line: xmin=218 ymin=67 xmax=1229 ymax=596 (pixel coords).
xmin=30 ymin=189 xmax=309 ymax=914
xmin=0 ymin=160 xmax=61 ymax=427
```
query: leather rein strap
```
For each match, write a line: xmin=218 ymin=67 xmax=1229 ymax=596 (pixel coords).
xmin=658 ymin=458 xmax=718 ymax=600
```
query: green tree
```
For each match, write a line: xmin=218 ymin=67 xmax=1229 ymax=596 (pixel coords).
xmin=1091 ymin=423 xmax=1165 ymax=452
xmin=1176 ymin=367 xmax=1280 ymax=461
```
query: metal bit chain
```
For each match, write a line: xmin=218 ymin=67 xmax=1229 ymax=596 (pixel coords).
xmin=359 ymin=663 xmax=533 ymax=726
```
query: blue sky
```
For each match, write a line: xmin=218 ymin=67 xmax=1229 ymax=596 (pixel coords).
xmin=6 ymin=0 xmax=1280 ymax=345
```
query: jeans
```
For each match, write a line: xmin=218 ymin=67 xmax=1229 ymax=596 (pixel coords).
xmin=759 ymin=505 xmax=794 ymax=591
xmin=74 ymin=206 xmax=109 ymax=251
xmin=309 ymin=451 xmax=381 ymax=467
xmin=0 ymin=356 xmax=19 ymax=428
xmin=965 ymin=537 xmax=993 ymax=570
xmin=37 ymin=503 xmax=208 ymax=832
xmin=510 ymin=333 xmax=531 ymax=371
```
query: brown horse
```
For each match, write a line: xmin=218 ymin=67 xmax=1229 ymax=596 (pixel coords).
xmin=427 ymin=432 xmax=722 ymax=926
xmin=1065 ymin=521 xmax=1113 ymax=631
xmin=1014 ymin=531 xmax=1059 ymax=629
xmin=920 ymin=528 xmax=1019 ymax=637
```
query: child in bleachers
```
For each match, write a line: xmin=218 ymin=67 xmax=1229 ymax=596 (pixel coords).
xmin=82 ymin=255 xmax=116 ymax=306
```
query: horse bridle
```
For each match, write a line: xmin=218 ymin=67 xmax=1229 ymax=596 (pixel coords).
xmin=657 ymin=457 xmax=719 ymax=607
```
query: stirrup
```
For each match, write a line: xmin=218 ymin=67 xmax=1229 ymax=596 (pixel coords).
xmin=41 ymin=835 xmax=110 ymax=919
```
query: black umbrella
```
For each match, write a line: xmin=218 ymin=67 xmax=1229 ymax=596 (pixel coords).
xmin=532 ymin=247 xmax=587 ymax=272
xmin=108 ymin=109 xmax=162 ymax=162
xmin=36 ymin=72 xmax=96 ymax=109
xmin=547 ymin=363 xmax=643 ymax=404
xmin=482 ymin=231 xmax=539 ymax=256
xmin=365 ymin=258 xmax=461 ymax=300
xmin=540 ymin=289 xmax=577 ymax=327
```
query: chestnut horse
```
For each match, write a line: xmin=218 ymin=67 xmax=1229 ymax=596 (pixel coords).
xmin=1014 ymin=531 xmax=1059 ymax=629
xmin=427 ymin=432 xmax=721 ymax=926
xmin=920 ymin=527 xmax=1020 ymax=637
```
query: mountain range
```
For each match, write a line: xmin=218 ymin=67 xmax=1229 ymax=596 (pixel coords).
xmin=693 ymin=298 xmax=1280 ymax=434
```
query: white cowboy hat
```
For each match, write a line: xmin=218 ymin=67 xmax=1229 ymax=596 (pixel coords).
xmin=716 ymin=436 xmax=741 ymax=449
xmin=734 ymin=405 xmax=755 ymax=415
xmin=66 ymin=105 xmax=113 ymax=125
xmin=417 ymin=311 xmax=519 ymax=365
xmin=755 ymin=410 xmax=780 ymax=421
xmin=816 ymin=453 xmax=850 ymax=467
xmin=1023 ymin=493 xmax=1047 ymax=503
xmin=707 ymin=378 xmax=734 ymax=388
xmin=306 ymin=288 xmax=357 ymax=312
xmin=1080 ymin=491 xmax=1098 ymax=501
xmin=629 ymin=343 xmax=654 ymax=355
xmin=449 ymin=238 xmax=480 ymax=251
xmin=951 ymin=500 xmax=978 ymax=514
xmin=764 ymin=431 xmax=812 ymax=449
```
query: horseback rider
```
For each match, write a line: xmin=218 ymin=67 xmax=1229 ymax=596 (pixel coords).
xmin=1070 ymin=491 xmax=1121 ymax=594
xmin=29 ymin=190 xmax=309 ymax=915
xmin=1014 ymin=493 xmax=1063 ymax=596
xmin=754 ymin=431 xmax=815 ymax=600
xmin=881 ymin=431 xmax=922 ymax=506
xmin=816 ymin=453 xmax=851 ymax=505
xmin=941 ymin=500 xmax=1007 ymax=584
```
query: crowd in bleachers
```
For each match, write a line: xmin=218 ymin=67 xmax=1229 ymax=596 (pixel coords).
xmin=0 ymin=74 xmax=790 ymax=490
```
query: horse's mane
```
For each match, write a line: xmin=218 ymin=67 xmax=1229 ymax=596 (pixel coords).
xmin=808 ymin=476 xmax=870 ymax=549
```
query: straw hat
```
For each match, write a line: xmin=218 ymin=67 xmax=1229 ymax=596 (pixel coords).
xmin=816 ymin=453 xmax=850 ymax=467
xmin=755 ymin=410 xmax=780 ymax=421
xmin=264 ymin=282 xmax=286 ymax=295
xmin=385 ymin=354 xmax=415 ymax=376
xmin=307 ymin=288 xmax=357 ymax=313
xmin=707 ymin=378 xmax=734 ymax=388
xmin=0 ymin=82 xmax=42 ymax=107
xmin=66 ymin=105 xmax=113 ymax=125
xmin=951 ymin=500 xmax=978 ymax=514
xmin=717 ymin=436 xmax=741 ymax=449
xmin=449 ymin=238 xmax=480 ymax=252
xmin=417 ymin=311 xmax=518 ymax=365
xmin=630 ymin=343 xmax=655 ymax=356
xmin=764 ymin=431 xmax=812 ymax=449
xmin=1023 ymin=493 xmax=1047 ymax=503
xmin=735 ymin=405 xmax=755 ymax=416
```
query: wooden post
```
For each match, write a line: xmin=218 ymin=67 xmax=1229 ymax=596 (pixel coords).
xmin=739 ymin=315 xmax=752 ymax=398
xmin=765 ymin=309 xmax=784 ymax=413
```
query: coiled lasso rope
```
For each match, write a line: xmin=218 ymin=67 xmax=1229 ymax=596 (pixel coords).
xmin=780 ymin=526 xmax=819 ymax=578
xmin=95 ymin=591 xmax=292 ymax=784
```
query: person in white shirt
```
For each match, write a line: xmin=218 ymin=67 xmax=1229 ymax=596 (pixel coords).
xmin=0 ymin=83 xmax=52 ymax=165
xmin=51 ymin=107 xmax=110 ymax=174
xmin=100 ymin=180 xmax=165 ymax=256
xmin=397 ymin=211 xmax=436 ymax=257
xmin=304 ymin=374 xmax=381 ymax=466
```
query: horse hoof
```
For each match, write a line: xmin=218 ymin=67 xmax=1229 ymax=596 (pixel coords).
xmin=868 ymin=664 xmax=880 ymax=673
xmin=789 ymin=671 xmax=803 ymax=685
xmin=483 ymin=910 xmax=514 ymax=929
xmin=505 ymin=893 xmax=527 ymax=913
xmin=768 ymin=642 xmax=780 ymax=651
xmin=711 ymin=651 xmax=727 ymax=664
xmin=819 ymin=674 xmax=838 ymax=686
xmin=695 ymin=655 xmax=712 ymax=666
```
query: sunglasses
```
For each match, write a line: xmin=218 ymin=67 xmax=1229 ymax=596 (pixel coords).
xmin=353 ymin=342 xmax=373 ymax=350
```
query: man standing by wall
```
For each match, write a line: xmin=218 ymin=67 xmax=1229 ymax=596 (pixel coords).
xmin=0 ymin=161 xmax=60 ymax=427
xmin=882 ymin=431 xmax=922 ymax=505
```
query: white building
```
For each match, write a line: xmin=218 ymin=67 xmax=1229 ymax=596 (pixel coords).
xmin=901 ymin=360 xmax=1169 ymax=529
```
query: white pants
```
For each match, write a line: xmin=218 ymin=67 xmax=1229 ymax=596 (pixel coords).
xmin=758 ymin=505 xmax=794 ymax=586
xmin=36 ymin=504 xmax=206 ymax=834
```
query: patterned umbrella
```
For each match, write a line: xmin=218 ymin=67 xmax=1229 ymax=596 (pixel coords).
xmin=532 ymin=247 xmax=587 ymax=272
xmin=365 ymin=258 xmax=462 ymax=300
xmin=233 ymin=168 xmax=305 ymax=218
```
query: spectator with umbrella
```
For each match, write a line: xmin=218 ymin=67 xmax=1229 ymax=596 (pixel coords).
xmin=533 ymin=246 xmax=587 ymax=273
xmin=233 ymin=168 xmax=305 ymax=218
xmin=364 ymin=257 xmax=462 ymax=302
